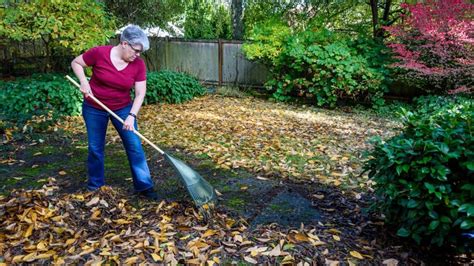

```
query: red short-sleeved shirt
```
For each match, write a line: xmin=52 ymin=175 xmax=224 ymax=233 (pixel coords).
xmin=82 ymin=45 xmax=146 ymax=110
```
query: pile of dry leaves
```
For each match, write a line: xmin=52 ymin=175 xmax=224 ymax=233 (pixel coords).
xmin=1 ymin=178 xmax=379 ymax=265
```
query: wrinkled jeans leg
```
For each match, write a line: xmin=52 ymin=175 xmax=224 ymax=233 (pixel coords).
xmin=82 ymin=102 xmax=108 ymax=191
xmin=110 ymin=105 xmax=154 ymax=192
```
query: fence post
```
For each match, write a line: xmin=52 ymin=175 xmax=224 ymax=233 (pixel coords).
xmin=218 ymin=39 xmax=223 ymax=86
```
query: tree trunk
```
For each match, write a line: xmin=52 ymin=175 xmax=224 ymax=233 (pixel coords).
xmin=370 ymin=0 xmax=392 ymax=39
xmin=231 ymin=0 xmax=243 ymax=40
xmin=370 ymin=0 xmax=379 ymax=38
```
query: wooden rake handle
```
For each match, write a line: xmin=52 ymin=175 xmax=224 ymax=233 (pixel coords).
xmin=65 ymin=75 xmax=165 ymax=155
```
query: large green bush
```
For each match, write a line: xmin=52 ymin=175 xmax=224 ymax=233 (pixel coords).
xmin=244 ymin=22 xmax=389 ymax=107
xmin=0 ymin=74 xmax=82 ymax=117
xmin=144 ymin=70 xmax=206 ymax=104
xmin=364 ymin=96 xmax=473 ymax=248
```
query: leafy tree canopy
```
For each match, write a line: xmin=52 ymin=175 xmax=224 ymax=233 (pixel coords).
xmin=183 ymin=0 xmax=232 ymax=39
xmin=102 ymin=0 xmax=185 ymax=28
xmin=0 ymin=0 xmax=116 ymax=53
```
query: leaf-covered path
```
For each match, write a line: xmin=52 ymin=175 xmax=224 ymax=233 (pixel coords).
xmin=1 ymin=95 xmax=438 ymax=265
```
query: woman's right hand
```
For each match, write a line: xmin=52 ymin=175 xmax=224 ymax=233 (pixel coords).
xmin=80 ymin=82 xmax=93 ymax=98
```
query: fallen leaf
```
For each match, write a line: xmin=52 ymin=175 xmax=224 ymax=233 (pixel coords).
xmin=383 ymin=258 xmax=399 ymax=266
xmin=124 ymin=256 xmax=139 ymax=264
xmin=244 ymin=256 xmax=258 ymax=264
xmin=151 ymin=253 xmax=162 ymax=262
xmin=350 ymin=251 xmax=364 ymax=260
xmin=86 ymin=196 xmax=100 ymax=207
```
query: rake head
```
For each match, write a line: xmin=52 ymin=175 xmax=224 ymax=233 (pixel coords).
xmin=164 ymin=153 xmax=216 ymax=209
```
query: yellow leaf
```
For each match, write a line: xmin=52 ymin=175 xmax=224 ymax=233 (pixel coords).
xmin=186 ymin=258 xmax=201 ymax=264
xmin=202 ymin=229 xmax=216 ymax=238
xmin=333 ymin=235 xmax=341 ymax=241
xmin=234 ymin=234 xmax=243 ymax=243
xmin=100 ymin=250 xmax=112 ymax=256
xmin=209 ymin=248 xmax=221 ymax=255
xmin=64 ymin=238 xmax=76 ymax=246
xmin=180 ymin=234 xmax=191 ymax=240
xmin=212 ymin=257 xmax=220 ymax=264
xmin=58 ymin=171 xmax=67 ymax=176
xmin=350 ymin=251 xmax=364 ymax=260
xmin=294 ymin=232 xmax=309 ymax=242
xmin=22 ymin=252 xmax=37 ymax=262
xmin=151 ymin=253 xmax=162 ymax=262
xmin=113 ymin=219 xmax=131 ymax=225
xmin=36 ymin=241 xmax=47 ymax=251
xmin=73 ymin=194 xmax=85 ymax=201
xmin=282 ymin=254 xmax=294 ymax=263
xmin=54 ymin=257 xmax=66 ymax=264
xmin=91 ymin=210 xmax=101 ymax=220
xmin=79 ymin=248 xmax=95 ymax=255
xmin=24 ymin=224 xmax=34 ymax=238
xmin=327 ymin=228 xmax=342 ymax=234
xmin=35 ymin=252 xmax=54 ymax=259
xmin=12 ymin=255 xmax=24 ymax=263
xmin=124 ymin=256 xmax=139 ymax=264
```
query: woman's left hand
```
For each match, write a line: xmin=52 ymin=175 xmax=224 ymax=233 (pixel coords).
xmin=123 ymin=116 xmax=135 ymax=131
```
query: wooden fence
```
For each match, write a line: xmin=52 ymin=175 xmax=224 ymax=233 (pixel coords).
xmin=141 ymin=38 xmax=269 ymax=86
xmin=0 ymin=37 xmax=270 ymax=86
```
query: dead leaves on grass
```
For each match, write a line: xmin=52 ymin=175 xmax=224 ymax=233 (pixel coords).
xmin=139 ymin=96 xmax=397 ymax=188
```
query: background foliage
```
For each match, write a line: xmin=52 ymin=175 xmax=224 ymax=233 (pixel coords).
xmin=183 ymin=0 xmax=232 ymax=40
xmin=102 ymin=0 xmax=185 ymax=28
xmin=384 ymin=0 xmax=474 ymax=95
xmin=244 ymin=20 xmax=390 ymax=107
xmin=0 ymin=74 xmax=82 ymax=118
xmin=0 ymin=0 xmax=116 ymax=72
xmin=142 ymin=70 xmax=206 ymax=104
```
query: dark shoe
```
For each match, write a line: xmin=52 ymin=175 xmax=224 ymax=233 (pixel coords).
xmin=138 ymin=188 xmax=161 ymax=201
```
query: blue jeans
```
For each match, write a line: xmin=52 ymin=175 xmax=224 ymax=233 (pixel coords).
xmin=82 ymin=101 xmax=154 ymax=192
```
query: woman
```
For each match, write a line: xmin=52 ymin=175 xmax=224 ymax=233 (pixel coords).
xmin=71 ymin=25 xmax=159 ymax=200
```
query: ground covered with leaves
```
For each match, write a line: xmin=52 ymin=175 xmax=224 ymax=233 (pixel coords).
xmin=141 ymin=95 xmax=399 ymax=189
xmin=1 ymin=179 xmax=423 ymax=265
xmin=1 ymin=95 xmax=455 ymax=264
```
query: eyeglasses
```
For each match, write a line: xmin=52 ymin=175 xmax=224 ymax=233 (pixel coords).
xmin=127 ymin=43 xmax=142 ymax=54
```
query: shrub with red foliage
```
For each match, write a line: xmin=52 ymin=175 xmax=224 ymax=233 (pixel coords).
xmin=384 ymin=0 xmax=473 ymax=94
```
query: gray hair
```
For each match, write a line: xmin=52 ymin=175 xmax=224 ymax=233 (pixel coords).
xmin=120 ymin=25 xmax=149 ymax=52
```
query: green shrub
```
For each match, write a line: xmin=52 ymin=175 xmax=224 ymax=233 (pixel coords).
xmin=364 ymin=96 xmax=474 ymax=248
xmin=0 ymin=73 xmax=82 ymax=118
xmin=144 ymin=70 xmax=206 ymax=104
xmin=244 ymin=23 xmax=389 ymax=107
